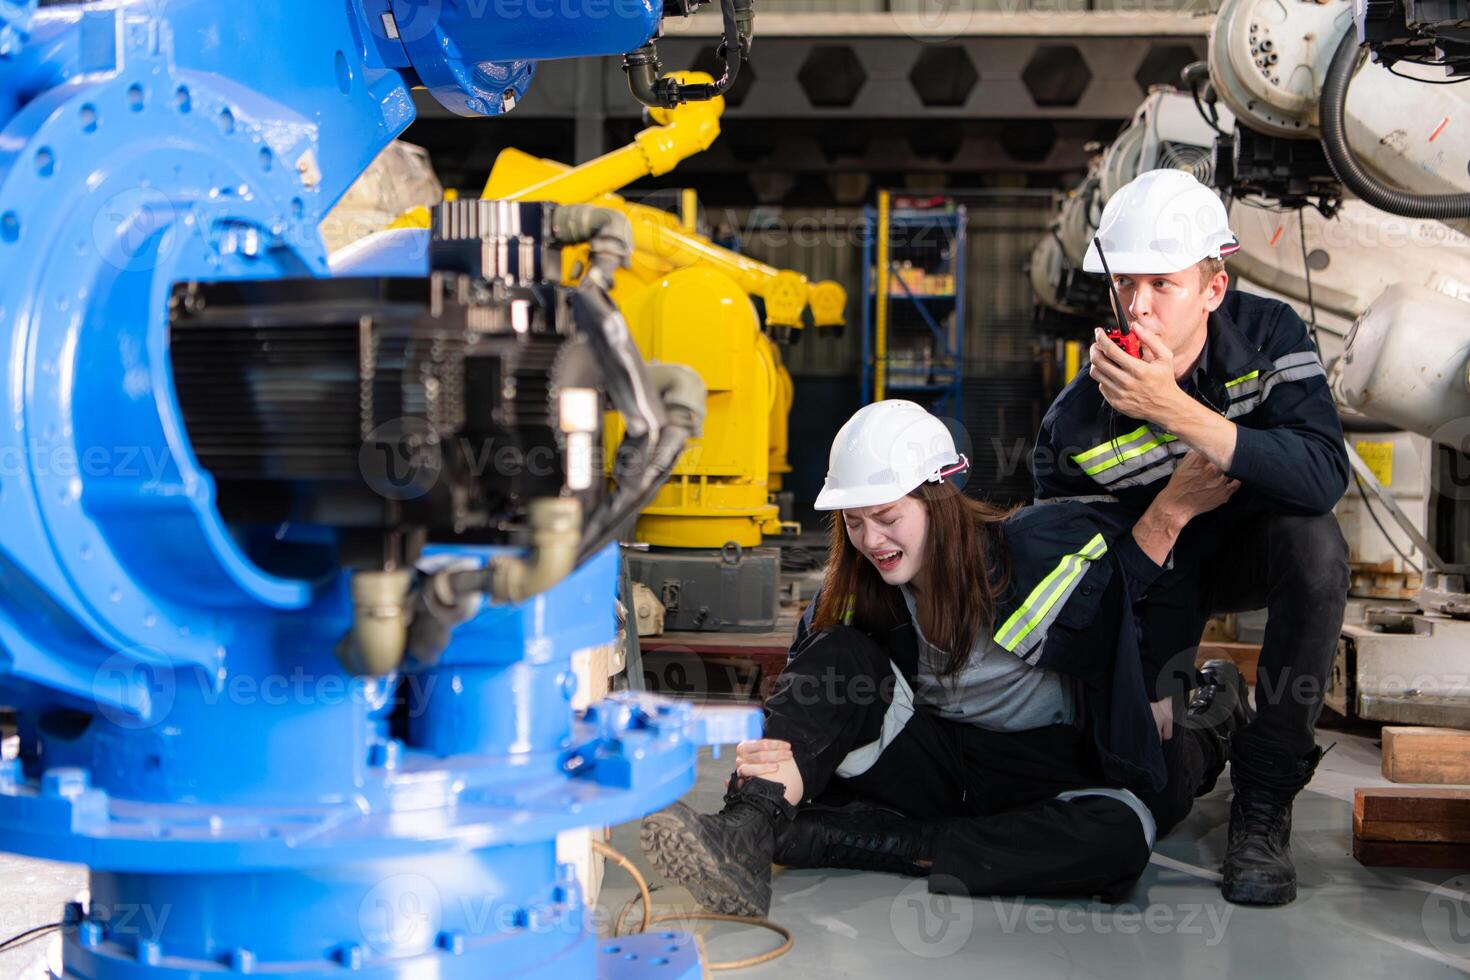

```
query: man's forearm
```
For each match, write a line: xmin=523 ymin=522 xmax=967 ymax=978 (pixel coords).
xmin=1161 ymin=393 xmax=1238 ymax=471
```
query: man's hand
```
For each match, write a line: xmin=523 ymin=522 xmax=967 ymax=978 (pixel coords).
xmin=1151 ymin=696 xmax=1175 ymax=742
xmin=1090 ymin=322 xmax=1241 ymax=471
xmin=1089 ymin=323 xmax=1189 ymax=425
xmin=735 ymin=738 xmax=793 ymax=780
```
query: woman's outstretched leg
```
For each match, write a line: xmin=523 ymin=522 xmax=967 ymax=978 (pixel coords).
xmin=641 ymin=626 xmax=922 ymax=916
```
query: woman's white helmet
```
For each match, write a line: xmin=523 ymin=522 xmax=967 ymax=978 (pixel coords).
xmin=814 ymin=400 xmax=968 ymax=511
xmin=1083 ymin=168 xmax=1238 ymax=275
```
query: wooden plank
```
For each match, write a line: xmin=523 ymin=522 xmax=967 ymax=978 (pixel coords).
xmin=643 ymin=632 xmax=792 ymax=654
xmin=1355 ymin=787 xmax=1470 ymax=821
xmin=1195 ymin=642 xmax=1260 ymax=685
xmin=1353 ymin=788 xmax=1470 ymax=844
xmin=1354 ymin=819 xmax=1470 ymax=843
xmin=1352 ymin=837 xmax=1470 ymax=868
xmin=1382 ymin=726 xmax=1470 ymax=784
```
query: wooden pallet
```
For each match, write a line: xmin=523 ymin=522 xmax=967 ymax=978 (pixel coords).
xmin=1353 ymin=787 xmax=1470 ymax=868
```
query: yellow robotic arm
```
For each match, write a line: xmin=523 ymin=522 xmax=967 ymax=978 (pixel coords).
xmin=481 ymin=74 xmax=846 ymax=332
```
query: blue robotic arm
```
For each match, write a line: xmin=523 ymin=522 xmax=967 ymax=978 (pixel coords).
xmin=0 ymin=3 xmax=755 ymax=976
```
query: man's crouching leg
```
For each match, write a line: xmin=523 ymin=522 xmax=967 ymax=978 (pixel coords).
xmin=1221 ymin=511 xmax=1346 ymax=906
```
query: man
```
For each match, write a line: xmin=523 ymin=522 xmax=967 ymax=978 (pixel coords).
xmin=1032 ymin=168 xmax=1351 ymax=906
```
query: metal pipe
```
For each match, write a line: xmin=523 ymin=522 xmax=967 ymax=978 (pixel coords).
xmin=874 ymin=189 xmax=891 ymax=401
xmin=485 ymin=498 xmax=583 ymax=604
xmin=336 ymin=569 xmax=412 ymax=676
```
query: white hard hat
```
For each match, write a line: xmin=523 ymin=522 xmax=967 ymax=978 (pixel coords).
xmin=813 ymin=400 xmax=969 ymax=511
xmin=1083 ymin=168 xmax=1239 ymax=275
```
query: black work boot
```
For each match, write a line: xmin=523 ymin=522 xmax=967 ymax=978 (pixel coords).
xmin=1221 ymin=730 xmax=1323 ymax=906
xmin=1189 ymin=659 xmax=1256 ymax=798
xmin=641 ymin=775 xmax=795 ymax=917
xmin=773 ymin=800 xmax=939 ymax=877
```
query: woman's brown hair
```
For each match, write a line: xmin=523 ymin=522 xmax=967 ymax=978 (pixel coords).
xmin=810 ymin=479 xmax=1013 ymax=676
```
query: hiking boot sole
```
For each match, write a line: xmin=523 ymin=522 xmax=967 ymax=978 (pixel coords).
xmin=641 ymin=804 xmax=771 ymax=918
xmin=1222 ymin=869 xmax=1296 ymax=906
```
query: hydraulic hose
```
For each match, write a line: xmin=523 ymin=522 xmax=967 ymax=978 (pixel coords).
xmin=549 ymin=205 xmax=666 ymax=455
xmin=545 ymin=205 xmax=710 ymax=564
xmin=623 ymin=0 xmax=752 ymax=107
xmin=577 ymin=363 xmax=705 ymax=564
xmin=1320 ymin=31 xmax=1470 ymax=219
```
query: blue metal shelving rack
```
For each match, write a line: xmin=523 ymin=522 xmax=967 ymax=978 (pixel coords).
xmin=860 ymin=194 xmax=967 ymax=420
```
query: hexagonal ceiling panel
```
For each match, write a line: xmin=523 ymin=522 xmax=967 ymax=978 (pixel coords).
xmin=797 ymin=46 xmax=867 ymax=108
xmin=909 ymin=46 xmax=979 ymax=108
xmin=1022 ymin=45 xmax=1091 ymax=108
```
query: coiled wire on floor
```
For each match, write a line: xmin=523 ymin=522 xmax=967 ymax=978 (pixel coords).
xmin=590 ymin=839 xmax=793 ymax=971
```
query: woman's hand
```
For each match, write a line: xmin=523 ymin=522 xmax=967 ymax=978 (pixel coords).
xmin=1155 ymin=451 xmax=1240 ymax=523
xmin=1151 ymin=696 xmax=1175 ymax=742
xmin=735 ymin=738 xmax=794 ymax=780
xmin=1132 ymin=452 xmax=1241 ymax=566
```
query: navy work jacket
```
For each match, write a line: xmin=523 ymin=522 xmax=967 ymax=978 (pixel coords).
xmin=790 ymin=502 xmax=1171 ymax=793
xmin=1031 ymin=290 xmax=1349 ymax=517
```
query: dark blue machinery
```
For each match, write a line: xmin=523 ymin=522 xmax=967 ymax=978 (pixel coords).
xmin=0 ymin=2 xmax=757 ymax=975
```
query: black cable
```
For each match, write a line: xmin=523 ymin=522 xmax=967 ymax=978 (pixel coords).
xmin=1190 ymin=85 xmax=1228 ymax=138
xmin=1354 ymin=474 xmax=1421 ymax=575
xmin=1386 ymin=64 xmax=1470 ymax=84
xmin=1297 ymin=208 xmax=1322 ymax=354
xmin=0 ymin=922 xmax=62 ymax=954
xmin=1320 ymin=32 xmax=1470 ymax=219
xmin=577 ymin=427 xmax=690 ymax=565
xmin=1232 ymin=196 xmax=1295 ymax=213
xmin=780 ymin=546 xmax=823 ymax=572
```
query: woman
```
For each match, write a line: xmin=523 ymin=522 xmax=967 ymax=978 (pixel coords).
xmin=641 ymin=400 xmax=1245 ymax=917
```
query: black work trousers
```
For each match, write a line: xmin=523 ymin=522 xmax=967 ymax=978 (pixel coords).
xmin=764 ymin=625 xmax=1153 ymax=900
xmin=1137 ymin=509 xmax=1349 ymax=760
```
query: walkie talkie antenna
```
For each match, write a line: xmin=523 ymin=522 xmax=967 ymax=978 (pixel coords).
xmin=1093 ymin=236 xmax=1130 ymax=337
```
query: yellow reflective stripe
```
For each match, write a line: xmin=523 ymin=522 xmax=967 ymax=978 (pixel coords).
xmin=1224 ymin=370 xmax=1260 ymax=388
xmin=1078 ymin=432 xmax=1178 ymax=477
xmin=994 ymin=534 xmax=1108 ymax=653
xmin=1073 ymin=425 xmax=1150 ymax=465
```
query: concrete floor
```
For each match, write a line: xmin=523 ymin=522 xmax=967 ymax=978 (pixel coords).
xmin=3 ymin=728 xmax=1468 ymax=978
xmin=595 ymin=731 xmax=1470 ymax=978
